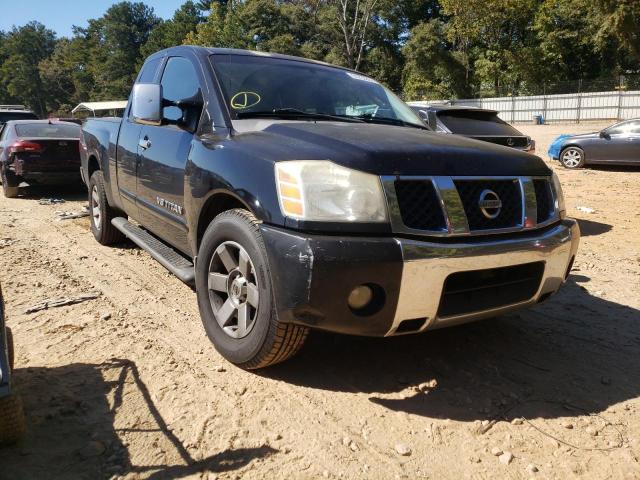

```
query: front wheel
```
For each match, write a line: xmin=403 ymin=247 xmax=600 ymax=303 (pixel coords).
xmin=0 ymin=394 xmax=26 ymax=445
xmin=560 ymin=147 xmax=585 ymax=169
xmin=196 ymin=209 xmax=308 ymax=369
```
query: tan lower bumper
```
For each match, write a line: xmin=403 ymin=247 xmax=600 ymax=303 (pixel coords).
xmin=387 ymin=219 xmax=580 ymax=335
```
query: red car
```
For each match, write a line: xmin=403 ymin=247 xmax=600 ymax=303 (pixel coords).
xmin=0 ymin=120 xmax=81 ymax=198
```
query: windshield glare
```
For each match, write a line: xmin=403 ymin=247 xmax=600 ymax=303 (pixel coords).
xmin=211 ymin=54 xmax=423 ymax=127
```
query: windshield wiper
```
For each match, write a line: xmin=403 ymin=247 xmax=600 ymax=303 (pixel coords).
xmin=236 ymin=108 xmax=365 ymax=123
xmin=353 ymin=114 xmax=428 ymax=130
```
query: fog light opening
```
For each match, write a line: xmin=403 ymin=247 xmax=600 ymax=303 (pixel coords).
xmin=348 ymin=283 xmax=385 ymax=316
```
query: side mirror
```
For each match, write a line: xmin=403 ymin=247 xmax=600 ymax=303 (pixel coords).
xmin=131 ymin=83 xmax=162 ymax=126
xmin=599 ymin=130 xmax=609 ymax=139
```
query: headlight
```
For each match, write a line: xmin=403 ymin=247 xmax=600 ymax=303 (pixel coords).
xmin=275 ymin=161 xmax=388 ymax=222
xmin=551 ymin=171 xmax=566 ymax=218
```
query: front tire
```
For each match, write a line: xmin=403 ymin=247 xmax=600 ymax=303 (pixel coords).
xmin=560 ymin=146 xmax=585 ymax=169
xmin=0 ymin=394 xmax=26 ymax=446
xmin=88 ymin=171 xmax=125 ymax=246
xmin=196 ymin=209 xmax=308 ymax=369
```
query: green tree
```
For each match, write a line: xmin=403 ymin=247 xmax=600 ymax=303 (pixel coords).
xmin=78 ymin=1 xmax=160 ymax=99
xmin=39 ymin=36 xmax=94 ymax=113
xmin=0 ymin=22 xmax=56 ymax=115
xmin=185 ymin=0 xmax=251 ymax=49
xmin=402 ymin=20 xmax=469 ymax=99
xmin=141 ymin=1 xmax=203 ymax=58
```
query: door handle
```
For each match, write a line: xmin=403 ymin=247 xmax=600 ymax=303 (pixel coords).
xmin=139 ymin=137 xmax=152 ymax=150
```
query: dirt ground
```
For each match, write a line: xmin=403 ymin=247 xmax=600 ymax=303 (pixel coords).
xmin=1 ymin=122 xmax=639 ymax=480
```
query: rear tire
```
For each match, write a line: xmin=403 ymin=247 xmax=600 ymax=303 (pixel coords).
xmin=0 ymin=394 xmax=26 ymax=446
xmin=89 ymin=171 xmax=125 ymax=246
xmin=560 ymin=146 xmax=585 ymax=169
xmin=6 ymin=327 xmax=14 ymax=371
xmin=1 ymin=168 xmax=20 ymax=198
xmin=196 ymin=209 xmax=308 ymax=369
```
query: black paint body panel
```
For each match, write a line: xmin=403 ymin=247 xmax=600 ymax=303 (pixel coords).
xmin=260 ymin=225 xmax=403 ymax=336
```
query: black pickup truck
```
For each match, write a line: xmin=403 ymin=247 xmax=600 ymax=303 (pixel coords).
xmin=81 ymin=46 xmax=580 ymax=369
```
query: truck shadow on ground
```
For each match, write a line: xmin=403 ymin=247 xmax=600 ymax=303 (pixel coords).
xmin=575 ymin=218 xmax=612 ymax=237
xmin=0 ymin=359 xmax=275 ymax=479
xmin=266 ymin=277 xmax=640 ymax=424
xmin=11 ymin=184 xmax=87 ymax=202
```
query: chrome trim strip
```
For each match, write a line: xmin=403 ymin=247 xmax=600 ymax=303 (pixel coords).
xmin=520 ymin=177 xmax=538 ymax=227
xmin=383 ymin=175 xmax=560 ymax=238
xmin=433 ymin=176 xmax=469 ymax=234
xmin=387 ymin=219 xmax=580 ymax=336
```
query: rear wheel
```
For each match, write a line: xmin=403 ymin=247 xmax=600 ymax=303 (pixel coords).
xmin=88 ymin=171 xmax=125 ymax=246
xmin=1 ymin=167 xmax=20 ymax=198
xmin=560 ymin=146 xmax=585 ymax=169
xmin=196 ymin=209 xmax=308 ymax=369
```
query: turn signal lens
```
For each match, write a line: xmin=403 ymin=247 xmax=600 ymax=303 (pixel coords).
xmin=276 ymin=166 xmax=305 ymax=218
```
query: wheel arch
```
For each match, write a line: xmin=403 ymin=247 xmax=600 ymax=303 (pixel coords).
xmin=195 ymin=190 xmax=256 ymax=251
xmin=560 ymin=143 xmax=585 ymax=156
xmin=87 ymin=154 xmax=100 ymax=178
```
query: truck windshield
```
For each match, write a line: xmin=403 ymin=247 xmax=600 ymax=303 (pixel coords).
xmin=211 ymin=54 xmax=424 ymax=129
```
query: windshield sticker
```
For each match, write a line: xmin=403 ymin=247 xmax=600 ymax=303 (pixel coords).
xmin=345 ymin=72 xmax=378 ymax=84
xmin=230 ymin=91 xmax=261 ymax=110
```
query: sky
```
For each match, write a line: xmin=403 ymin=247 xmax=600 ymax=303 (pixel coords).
xmin=0 ymin=0 xmax=183 ymax=37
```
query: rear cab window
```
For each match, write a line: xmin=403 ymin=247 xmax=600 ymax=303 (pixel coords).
xmin=15 ymin=123 xmax=80 ymax=138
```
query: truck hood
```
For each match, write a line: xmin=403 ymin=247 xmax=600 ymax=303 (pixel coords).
xmin=232 ymin=119 xmax=550 ymax=176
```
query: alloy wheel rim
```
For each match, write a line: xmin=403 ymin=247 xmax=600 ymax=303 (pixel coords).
xmin=207 ymin=241 xmax=260 ymax=339
xmin=91 ymin=185 xmax=101 ymax=230
xmin=562 ymin=149 xmax=581 ymax=167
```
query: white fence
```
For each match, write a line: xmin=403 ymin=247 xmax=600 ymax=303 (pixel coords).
xmin=411 ymin=90 xmax=640 ymax=124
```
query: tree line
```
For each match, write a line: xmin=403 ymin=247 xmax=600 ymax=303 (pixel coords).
xmin=0 ymin=0 xmax=638 ymax=116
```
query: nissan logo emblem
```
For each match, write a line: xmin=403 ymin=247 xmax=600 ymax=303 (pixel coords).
xmin=478 ymin=189 xmax=502 ymax=219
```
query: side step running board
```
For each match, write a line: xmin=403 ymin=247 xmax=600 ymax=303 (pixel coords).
xmin=111 ymin=217 xmax=195 ymax=286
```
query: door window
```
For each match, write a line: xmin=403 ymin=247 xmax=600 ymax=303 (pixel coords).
xmin=607 ymin=121 xmax=636 ymax=135
xmin=627 ymin=120 xmax=640 ymax=135
xmin=137 ymin=57 xmax=161 ymax=84
xmin=161 ymin=57 xmax=201 ymax=123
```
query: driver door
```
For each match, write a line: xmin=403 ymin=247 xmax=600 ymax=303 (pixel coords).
xmin=594 ymin=121 xmax=635 ymax=163
xmin=136 ymin=56 xmax=203 ymax=253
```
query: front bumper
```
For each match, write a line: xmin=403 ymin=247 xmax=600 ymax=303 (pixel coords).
xmin=261 ymin=219 xmax=580 ymax=337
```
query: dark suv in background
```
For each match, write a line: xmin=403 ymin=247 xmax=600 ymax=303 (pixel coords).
xmin=0 ymin=105 xmax=38 ymax=127
xmin=410 ymin=105 xmax=535 ymax=153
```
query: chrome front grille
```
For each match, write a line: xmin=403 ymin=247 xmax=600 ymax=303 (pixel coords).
xmin=384 ymin=176 xmax=559 ymax=237
xmin=454 ymin=179 xmax=522 ymax=230
xmin=394 ymin=180 xmax=447 ymax=231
